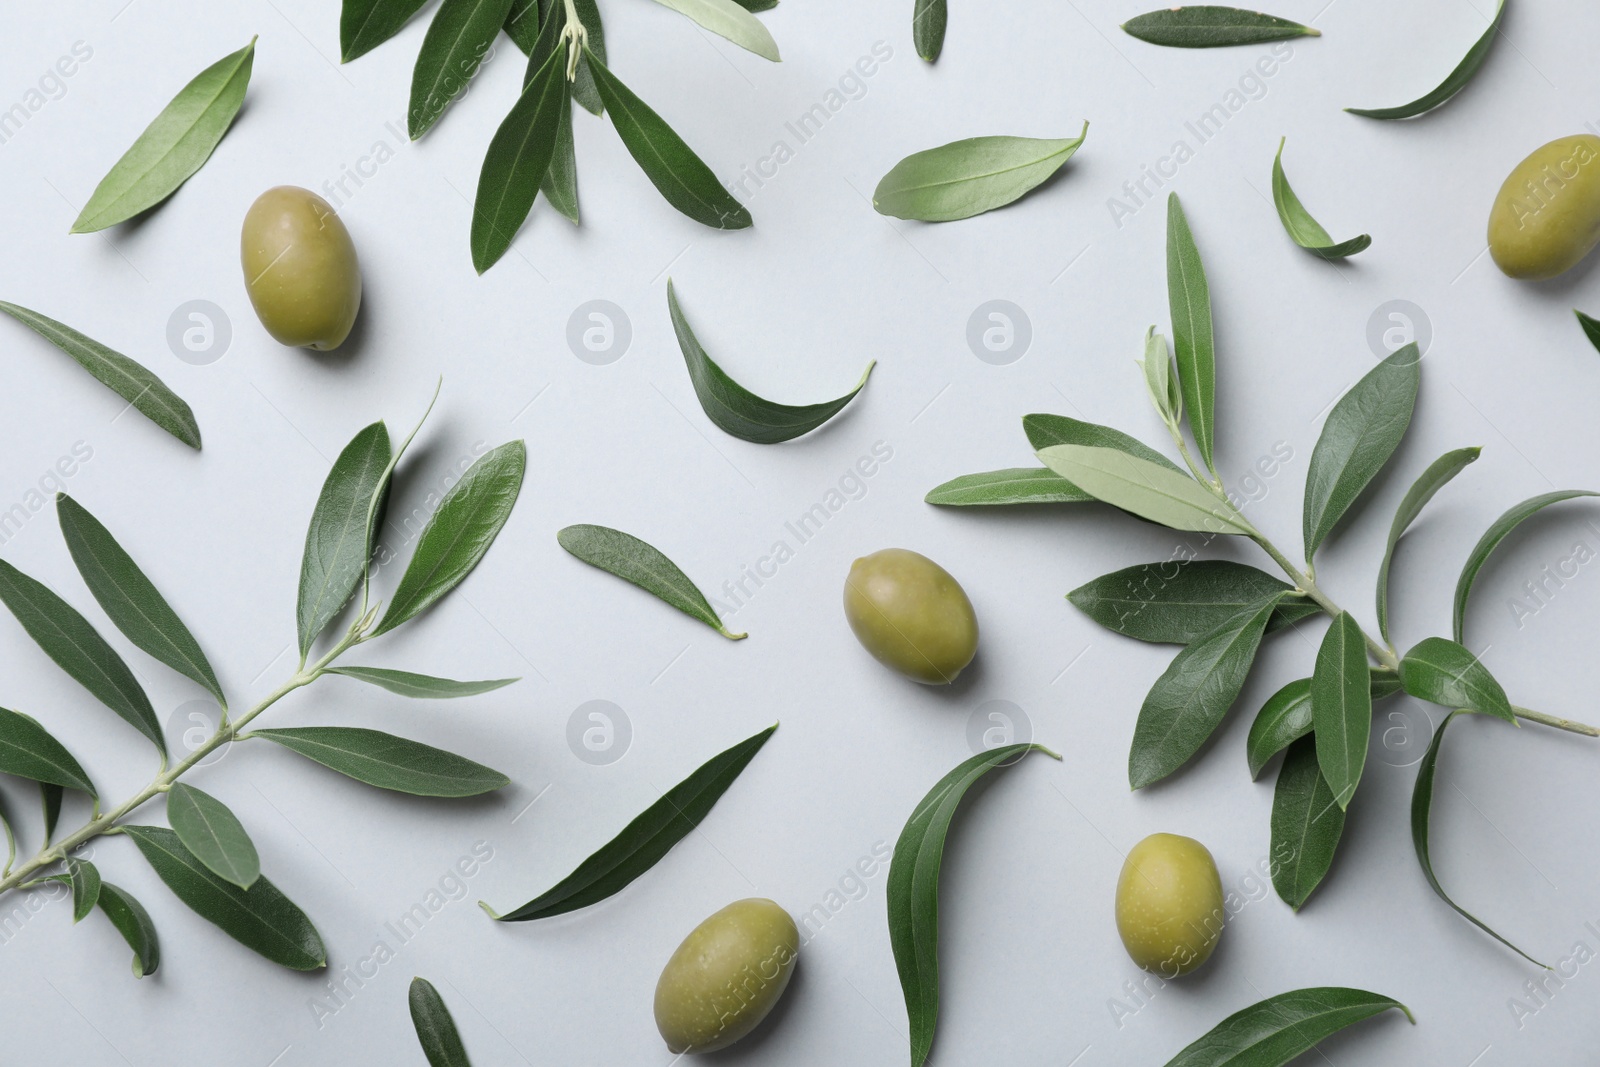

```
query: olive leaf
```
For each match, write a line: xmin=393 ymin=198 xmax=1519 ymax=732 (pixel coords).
xmin=296 ymin=422 xmax=393 ymax=659
xmin=1452 ymin=490 xmax=1598 ymax=644
xmin=1269 ymin=737 xmax=1345 ymax=910
xmin=1302 ymin=345 xmax=1420 ymax=559
xmin=0 ymin=559 xmax=164 ymax=755
xmin=410 ymin=977 xmax=474 ymax=1066
xmin=1271 ymin=138 xmax=1370 ymax=259
xmin=96 ymin=881 xmax=161 ymax=977
xmin=1024 ymin=412 xmax=1185 ymax=471
xmin=484 ymin=724 xmax=776 ymax=921
xmin=504 ymin=0 xmax=541 ymax=52
xmin=511 ymin=0 xmax=605 ymax=115
xmin=409 ymin=0 xmax=516 ymax=139
xmin=1376 ymin=447 xmax=1480 ymax=645
xmin=1036 ymin=446 xmax=1256 ymax=536
xmin=668 ymin=280 xmax=874 ymax=443
xmin=650 ymin=0 xmax=780 ymax=61
xmin=913 ymin=0 xmax=947 ymax=61
xmin=889 ymin=744 xmax=1059 ymax=1067
xmin=124 ymin=826 xmax=326 ymax=971
xmin=872 ymin=125 xmax=1089 ymax=223
xmin=71 ymin=38 xmax=255 ymax=233
xmin=342 ymin=0 xmax=432 ymax=61
xmin=1413 ymin=712 xmax=1545 ymax=965
xmin=1161 ymin=987 xmax=1411 ymax=1066
xmin=0 ymin=707 xmax=96 ymax=795
xmin=542 ymin=96 xmax=581 ymax=224
xmin=1347 ymin=0 xmax=1505 ymax=119
xmin=558 ymin=524 xmax=746 ymax=639
xmin=924 ymin=468 xmax=1089 ymax=507
xmin=1398 ymin=637 xmax=1516 ymax=724
xmin=166 ymin=783 xmax=260 ymax=891
xmin=1140 ymin=327 xmax=1183 ymax=427
xmin=585 ymin=48 xmax=752 ymax=229
xmin=1124 ymin=6 xmax=1320 ymax=48
xmin=0 ymin=302 xmax=201 ymax=450
xmin=325 ymin=666 xmax=518 ymax=699
xmin=1246 ymin=673 xmax=1400 ymax=780
xmin=1129 ymin=596 xmax=1279 ymax=788
xmin=1068 ymin=560 xmax=1317 ymax=645
xmin=57 ymin=494 xmax=224 ymax=706
xmin=41 ymin=784 xmax=64 ymax=842
xmin=1576 ymin=309 xmax=1600 ymax=354
xmin=1311 ymin=612 xmax=1371 ymax=810
xmin=64 ymin=857 xmax=102 ymax=924
xmin=1167 ymin=194 xmax=1216 ymax=472
xmin=250 ymin=727 xmax=510 ymax=797
xmin=471 ymin=48 xmax=570 ymax=273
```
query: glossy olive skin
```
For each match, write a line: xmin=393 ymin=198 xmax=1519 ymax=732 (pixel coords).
xmin=843 ymin=548 xmax=978 ymax=684
xmin=240 ymin=186 xmax=362 ymax=349
xmin=654 ymin=898 xmax=799 ymax=1054
xmin=1115 ymin=833 xmax=1224 ymax=977
xmin=1488 ymin=135 xmax=1600 ymax=280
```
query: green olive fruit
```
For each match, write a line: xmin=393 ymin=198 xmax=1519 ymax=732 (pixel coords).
xmin=843 ymin=548 xmax=978 ymax=684
xmin=240 ymin=186 xmax=362 ymax=350
xmin=1488 ymin=135 xmax=1600 ymax=280
xmin=1114 ymin=833 xmax=1224 ymax=977
xmin=654 ymin=898 xmax=799 ymax=1054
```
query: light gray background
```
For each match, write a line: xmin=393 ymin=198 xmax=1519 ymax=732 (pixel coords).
xmin=1 ymin=0 xmax=1597 ymax=1063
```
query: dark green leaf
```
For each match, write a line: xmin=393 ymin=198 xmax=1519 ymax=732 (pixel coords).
xmin=1412 ymin=711 xmax=1544 ymax=965
xmin=668 ymin=279 xmax=874 ymax=443
xmin=485 ymin=724 xmax=776 ymax=921
xmin=410 ymin=977 xmax=472 ymax=1066
xmin=296 ymin=422 xmax=393 ymax=659
xmin=374 ymin=441 xmax=526 ymax=636
xmin=471 ymin=49 xmax=569 ymax=273
xmin=503 ymin=0 xmax=540 ymax=52
xmin=1129 ymin=596 xmax=1278 ymax=789
xmin=1022 ymin=413 xmax=1184 ymax=472
xmin=1453 ymin=489 xmax=1598 ymax=644
xmin=1068 ymin=560 xmax=1310 ymax=644
xmin=651 ymin=0 xmax=779 ymax=60
xmin=71 ymin=39 xmax=255 ymax=232
xmin=1399 ymin=637 xmax=1515 ymax=723
xmin=1162 ymin=987 xmax=1411 ymax=1066
xmin=65 ymin=857 xmax=102 ymax=924
xmin=0 ymin=707 xmax=96 ymax=794
xmin=924 ymin=468 xmax=1090 ymax=507
xmin=41 ymin=783 xmax=63 ymax=842
xmin=541 ymin=98 xmax=581 ymax=224
xmin=1247 ymin=673 xmax=1400 ymax=779
xmin=1311 ymin=612 xmax=1371 ymax=809
xmin=558 ymin=524 xmax=745 ymax=639
xmin=518 ymin=0 xmax=604 ymax=113
xmin=1271 ymin=138 xmax=1370 ymax=259
xmin=0 ymin=561 xmax=163 ymax=754
xmin=1167 ymin=194 xmax=1216 ymax=472
xmin=166 ymin=783 xmax=260 ymax=890
xmin=732 ymin=0 xmax=778 ymax=8
xmin=326 ymin=665 xmax=518 ymax=698
xmin=889 ymin=744 xmax=1058 ymax=1067
xmin=251 ymin=727 xmax=509 ymax=797
xmin=95 ymin=881 xmax=160 ymax=977
xmin=1037 ymin=446 xmax=1256 ymax=536
xmin=1377 ymin=447 xmax=1480 ymax=644
xmin=1347 ymin=0 xmax=1505 ymax=119
xmin=124 ymin=825 xmax=325 ymax=970
xmin=913 ymin=0 xmax=947 ymax=61
xmin=343 ymin=0 xmax=433 ymax=61
xmin=585 ymin=49 xmax=752 ymax=229
xmin=1576 ymin=310 xmax=1600 ymax=355
xmin=873 ymin=126 xmax=1089 ymax=223
xmin=1302 ymin=345 xmax=1421 ymax=558
xmin=1125 ymin=6 xmax=1320 ymax=48
xmin=57 ymin=494 xmax=223 ymax=705
xmin=1269 ymin=737 xmax=1345 ymax=910
xmin=0 ymin=302 xmax=201 ymax=449
xmin=409 ymin=0 xmax=516 ymax=139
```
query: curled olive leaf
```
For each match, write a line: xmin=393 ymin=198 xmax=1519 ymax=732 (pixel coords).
xmin=96 ymin=881 xmax=160 ymax=977
xmin=1311 ymin=612 xmax=1371 ymax=810
xmin=410 ymin=977 xmax=473 ymax=1066
xmin=1398 ymin=637 xmax=1516 ymax=723
xmin=925 ymin=468 xmax=1088 ymax=507
xmin=0 ymin=707 xmax=96 ymax=795
xmin=873 ymin=125 xmax=1088 ymax=223
xmin=1271 ymin=138 xmax=1370 ymax=259
xmin=484 ymin=724 xmax=776 ymax=921
xmin=166 ymin=783 xmax=260 ymax=890
xmin=1453 ymin=490 xmax=1598 ymax=644
xmin=250 ymin=727 xmax=510 ymax=797
xmin=1161 ymin=986 xmax=1411 ymax=1066
xmin=558 ymin=524 xmax=745 ymax=639
xmin=65 ymin=857 xmax=102 ymax=924
xmin=1124 ymin=6 xmax=1320 ymax=48
xmin=1037 ymin=445 xmax=1256 ymax=536
xmin=0 ymin=302 xmax=200 ymax=449
xmin=913 ymin=0 xmax=947 ymax=61
xmin=409 ymin=0 xmax=516 ymax=139
xmin=1347 ymin=0 xmax=1505 ymax=119
xmin=71 ymin=39 xmax=255 ymax=232
xmin=326 ymin=666 xmax=518 ymax=699
xmin=1376 ymin=447 xmax=1480 ymax=645
xmin=343 ymin=0 xmax=431 ymax=61
xmin=1167 ymin=194 xmax=1216 ymax=472
xmin=668 ymin=280 xmax=874 ymax=443
xmin=297 ymin=422 xmax=393 ymax=659
xmin=651 ymin=0 xmax=779 ymax=61
xmin=1269 ymin=737 xmax=1344 ymax=910
xmin=1068 ymin=560 xmax=1311 ymax=645
xmin=889 ymin=744 xmax=1059 ymax=1067
xmin=471 ymin=48 xmax=569 ymax=274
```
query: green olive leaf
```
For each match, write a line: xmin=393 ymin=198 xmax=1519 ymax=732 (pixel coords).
xmin=1576 ymin=309 xmax=1600 ymax=354
xmin=913 ymin=0 xmax=947 ymax=61
xmin=1023 ymin=413 xmax=1184 ymax=472
xmin=1413 ymin=711 xmax=1545 ymax=965
xmin=889 ymin=744 xmax=1059 ymax=1067
xmin=1398 ymin=637 xmax=1516 ymax=723
xmin=668 ymin=280 xmax=874 ymax=443
xmin=250 ymin=727 xmax=510 ymax=797
xmin=1376 ymin=447 xmax=1479 ymax=644
xmin=325 ymin=666 xmax=518 ymax=699
xmin=1068 ymin=560 xmax=1315 ymax=645
xmin=1161 ymin=987 xmax=1411 ymax=1066
xmin=1347 ymin=0 xmax=1506 ymax=119
xmin=585 ymin=48 xmax=753 ymax=229
xmin=0 ymin=707 xmax=96 ymax=795
xmin=166 ymin=783 xmax=260 ymax=890
xmin=0 ymin=560 xmax=163 ymax=755
xmin=1124 ymin=6 xmax=1320 ymax=48
xmin=343 ymin=0 xmax=432 ymax=61
xmin=1302 ymin=345 xmax=1421 ymax=559
xmin=872 ymin=125 xmax=1089 ymax=223
xmin=1269 ymin=737 xmax=1345 ymax=910
xmin=57 ymin=494 xmax=224 ymax=706
xmin=1247 ymin=673 xmax=1402 ymax=780
xmin=541 ymin=97 xmax=581 ymax=224
xmin=1037 ymin=445 xmax=1256 ymax=536
xmin=484 ymin=724 xmax=776 ymax=921
xmin=64 ymin=857 xmax=102 ymax=924
xmin=558 ymin=524 xmax=745 ymax=639
xmin=1166 ymin=193 xmax=1216 ymax=473
xmin=504 ymin=0 xmax=541 ymax=52
xmin=1311 ymin=612 xmax=1372 ymax=810
xmin=410 ymin=977 xmax=473 ymax=1066
xmin=124 ymin=825 xmax=325 ymax=971
xmin=471 ymin=45 xmax=570 ymax=273
xmin=41 ymin=783 xmax=64 ymax=842
xmin=1129 ymin=595 xmax=1279 ymax=789
xmin=296 ymin=422 xmax=393 ymax=659
xmin=0 ymin=302 xmax=201 ymax=450
xmin=71 ymin=39 xmax=255 ymax=233
xmin=409 ymin=0 xmax=516 ymax=139
xmin=924 ymin=468 xmax=1090 ymax=507
xmin=650 ymin=0 xmax=779 ymax=61
xmin=1140 ymin=327 xmax=1184 ymax=426
xmin=96 ymin=881 xmax=160 ymax=977
xmin=1271 ymin=138 xmax=1371 ymax=259
xmin=1453 ymin=489 xmax=1599 ymax=644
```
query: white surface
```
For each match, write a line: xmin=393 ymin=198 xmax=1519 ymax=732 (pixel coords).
xmin=0 ymin=0 xmax=1597 ymax=1063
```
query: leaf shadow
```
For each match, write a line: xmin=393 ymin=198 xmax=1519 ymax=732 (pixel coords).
xmin=699 ymin=960 xmax=807 ymax=1063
